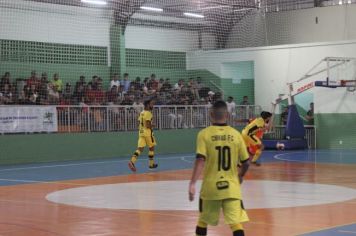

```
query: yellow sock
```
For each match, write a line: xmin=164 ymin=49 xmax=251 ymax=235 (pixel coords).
xmin=252 ymin=149 xmax=262 ymax=163
xmin=230 ymin=223 xmax=243 ymax=231
xmin=131 ymin=150 xmax=141 ymax=164
xmin=148 ymin=150 xmax=155 ymax=166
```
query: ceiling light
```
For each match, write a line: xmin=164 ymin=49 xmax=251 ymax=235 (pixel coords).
xmin=81 ymin=0 xmax=107 ymax=5
xmin=184 ymin=12 xmax=204 ymax=18
xmin=140 ymin=6 xmax=164 ymax=12
xmin=339 ymin=0 xmax=343 ymax=4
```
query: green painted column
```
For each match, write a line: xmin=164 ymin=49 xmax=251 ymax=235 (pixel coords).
xmin=110 ymin=24 xmax=126 ymax=76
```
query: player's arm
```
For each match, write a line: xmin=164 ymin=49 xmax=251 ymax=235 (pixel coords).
xmin=189 ymin=155 xmax=205 ymax=201
xmin=189 ymin=131 xmax=207 ymax=201
xmin=238 ymin=137 xmax=250 ymax=184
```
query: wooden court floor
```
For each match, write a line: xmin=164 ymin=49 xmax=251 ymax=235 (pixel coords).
xmin=0 ymin=155 xmax=355 ymax=236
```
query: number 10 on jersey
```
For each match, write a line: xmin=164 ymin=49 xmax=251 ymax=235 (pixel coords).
xmin=216 ymin=146 xmax=231 ymax=171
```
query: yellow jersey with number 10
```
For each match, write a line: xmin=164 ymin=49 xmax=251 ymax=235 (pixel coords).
xmin=138 ymin=110 xmax=153 ymax=137
xmin=196 ymin=125 xmax=249 ymax=200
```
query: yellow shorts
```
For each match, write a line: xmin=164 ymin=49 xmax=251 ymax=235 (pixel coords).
xmin=198 ymin=198 xmax=249 ymax=226
xmin=137 ymin=135 xmax=156 ymax=148
xmin=242 ymin=132 xmax=261 ymax=147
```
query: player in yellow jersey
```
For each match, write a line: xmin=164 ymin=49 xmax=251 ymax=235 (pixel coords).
xmin=241 ymin=111 xmax=272 ymax=166
xmin=189 ymin=100 xmax=250 ymax=236
xmin=128 ymin=99 xmax=158 ymax=172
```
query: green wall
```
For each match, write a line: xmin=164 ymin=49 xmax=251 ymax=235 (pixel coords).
xmin=0 ymin=129 xmax=200 ymax=165
xmin=316 ymin=113 xmax=356 ymax=149
xmin=220 ymin=79 xmax=255 ymax=104
xmin=0 ymin=39 xmax=110 ymax=84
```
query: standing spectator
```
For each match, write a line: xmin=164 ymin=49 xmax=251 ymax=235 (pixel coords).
xmin=305 ymin=102 xmax=314 ymax=125
xmin=280 ymin=106 xmax=289 ymax=125
xmin=110 ymin=74 xmax=120 ymax=89
xmin=149 ymin=74 xmax=159 ymax=91
xmin=157 ymin=78 xmax=164 ymax=92
xmin=122 ymin=73 xmax=131 ymax=92
xmin=240 ymin=96 xmax=250 ymax=105
xmin=52 ymin=73 xmax=63 ymax=93
xmin=226 ymin=96 xmax=236 ymax=119
xmin=63 ymin=83 xmax=72 ymax=100
xmin=174 ymin=79 xmax=185 ymax=91
xmin=0 ymin=72 xmax=11 ymax=88
xmin=132 ymin=77 xmax=142 ymax=91
xmin=38 ymin=73 xmax=49 ymax=104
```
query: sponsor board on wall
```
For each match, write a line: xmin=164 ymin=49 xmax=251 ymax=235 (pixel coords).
xmin=0 ymin=106 xmax=58 ymax=133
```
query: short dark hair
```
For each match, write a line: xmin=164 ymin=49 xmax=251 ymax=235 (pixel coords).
xmin=144 ymin=99 xmax=152 ymax=107
xmin=261 ymin=111 xmax=272 ymax=119
xmin=211 ymin=100 xmax=228 ymax=120
xmin=228 ymin=96 xmax=233 ymax=100
xmin=123 ymin=73 xmax=129 ymax=77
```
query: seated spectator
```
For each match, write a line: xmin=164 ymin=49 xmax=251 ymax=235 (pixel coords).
xmin=47 ymin=83 xmax=59 ymax=104
xmin=27 ymin=70 xmax=40 ymax=89
xmin=0 ymin=83 xmax=13 ymax=104
xmin=161 ymin=78 xmax=172 ymax=92
xmin=85 ymin=83 xmax=96 ymax=104
xmin=106 ymin=85 xmax=119 ymax=104
xmin=121 ymin=93 xmax=133 ymax=105
xmin=93 ymin=83 xmax=105 ymax=105
xmin=132 ymin=98 xmax=144 ymax=113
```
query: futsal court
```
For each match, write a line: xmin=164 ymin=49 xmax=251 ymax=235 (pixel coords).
xmin=1 ymin=0 xmax=356 ymax=235
xmin=0 ymin=150 xmax=355 ymax=235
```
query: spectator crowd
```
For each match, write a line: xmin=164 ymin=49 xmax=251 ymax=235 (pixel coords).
xmin=0 ymin=71 xmax=223 ymax=106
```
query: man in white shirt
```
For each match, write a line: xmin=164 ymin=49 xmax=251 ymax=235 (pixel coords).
xmin=110 ymin=74 xmax=120 ymax=89
xmin=226 ymin=96 xmax=236 ymax=125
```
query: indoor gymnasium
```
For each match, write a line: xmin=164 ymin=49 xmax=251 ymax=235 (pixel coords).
xmin=0 ymin=0 xmax=356 ymax=235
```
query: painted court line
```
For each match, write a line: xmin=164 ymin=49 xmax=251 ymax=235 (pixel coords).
xmin=0 ymin=154 xmax=194 ymax=173
xmin=338 ymin=230 xmax=356 ymax=234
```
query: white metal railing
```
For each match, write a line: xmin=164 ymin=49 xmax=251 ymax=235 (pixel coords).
xmin=56 ymin=105 xmax=262 ymax=133
xmin=264 ymin=125 xmax=316 ymax=149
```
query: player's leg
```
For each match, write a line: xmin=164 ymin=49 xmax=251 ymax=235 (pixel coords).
xmin=247 ymin=135 xmax=263 ymax=166
xmin=147 ymin=135 xmax=158 ymax=169
xmin=128 ymin=137 xmax=145 ymax=172
xmin=196 ymin=199 xmax=221 ymax=235
xmin=251 ymin=144 xmax=264 ymax=164
xmin=222 ymin=199 xmax=249 ymax=236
